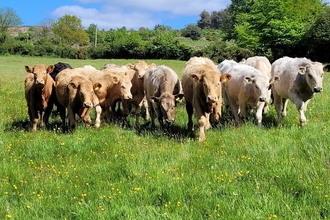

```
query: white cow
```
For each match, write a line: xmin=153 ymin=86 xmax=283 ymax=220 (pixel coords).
xmin=240 ymin=56 xmax=272 ymax=113
xmin=271 ymin=56 xmax=327 ymax=126
xmin=224 ymin=63 xmax=278 ymax=127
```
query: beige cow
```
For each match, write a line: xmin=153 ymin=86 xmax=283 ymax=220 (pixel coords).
xmin=182 ymin=57 xmax=232 ymax=141
xmin=24 ymin=64 xmax=55 ymax=132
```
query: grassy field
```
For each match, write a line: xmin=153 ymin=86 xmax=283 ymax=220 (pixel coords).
xmin=0 ymin=55 xmax=330 ymax=219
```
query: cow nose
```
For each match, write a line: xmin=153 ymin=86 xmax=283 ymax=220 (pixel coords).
xmin=83 ymin=102 xmax=93 ymax=108
xmin=259 ymin=97 xmax=267 ymax=102
xmin=36 ymin=79 xmax=45 ymax=85
xmin=207 ymin=95 xmax=218 ymax=103
xmin=124 ymin=94 xmax=132 ymax=100
xmin=314 ymin=87 xmax=322 ymax=93
xmin=166 ymin=118 xmax=174 ymax=125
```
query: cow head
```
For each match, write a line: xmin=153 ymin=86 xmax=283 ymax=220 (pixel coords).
xmin=192 ymin=68 xmax=231 ymax=104
xmin=25 ymin=64 xmax=54 ymax=87
xmin=127 ymin=60 xmax=157 ymax=79
xmin=68 ymin=78 xmax=94 ymax=111
xmin=245 ymin=75 xmax=278 ymax=103
xmin=299 ymin=62 xmax=324 ymax=93
xmin=111 ymin=70 xmax=133 ymax=100
xmin=151 ymin=93 xmax=184 ymax=125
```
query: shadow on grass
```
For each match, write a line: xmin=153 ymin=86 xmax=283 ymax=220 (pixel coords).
xmin=4 ymin=119 xmax=72 ymax=134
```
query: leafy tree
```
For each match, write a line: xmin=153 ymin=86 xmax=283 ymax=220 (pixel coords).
xmin=0 ymin=7 xmax=22 ymax=43
xmin=181 ymin=24 xmax=202 ymax=40
xmin=52 ymin=15 xmax=89 ymax=46
xmin=304 ymin=5 xmax=330 ymax=61
xmin=198 ymin=10 xmax=211 ymax=29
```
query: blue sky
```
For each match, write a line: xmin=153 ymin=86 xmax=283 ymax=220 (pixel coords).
xmin=3 ymin=0 xmax=232 ymax=30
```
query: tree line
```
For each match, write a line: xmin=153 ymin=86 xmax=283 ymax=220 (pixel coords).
xmin=1 ymin=0 xmax=330 ymax=63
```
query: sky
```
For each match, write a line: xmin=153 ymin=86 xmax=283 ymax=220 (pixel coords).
xmin=3 ymin=0 xmax=232 ymax=30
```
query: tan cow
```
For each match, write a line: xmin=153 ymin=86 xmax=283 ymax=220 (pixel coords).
xmin=24 ymin=64 xmax=55 ymax=132
xmin=55 ymin=70 xmax=99 ymax=131
xmin=271 ymin=56 xmax=327 ymax=126
xmin=224 ymin=63 xmax=278 ymax=127
xmin=182 ymin=57 xmax=232 ymax=141
xmin=144 ymin=65 xmax=184 ymax=129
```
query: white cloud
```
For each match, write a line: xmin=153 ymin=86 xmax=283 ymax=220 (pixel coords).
xmin=52 ymin=0 xmax=231 ymax=29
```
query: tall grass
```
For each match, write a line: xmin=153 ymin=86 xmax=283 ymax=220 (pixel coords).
xmin=0 ymin=55 xmax=330 ymax=219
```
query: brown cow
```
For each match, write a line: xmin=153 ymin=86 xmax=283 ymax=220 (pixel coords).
xmin=143 ymin=65 xmax=184 ymax=129
xmin=24 ymin=64 xmax=55 ymax=132
xmin=55 ymin=70 xmax=99 ymax=131
xmin=182 ymin=57 xmax=232 ymax=141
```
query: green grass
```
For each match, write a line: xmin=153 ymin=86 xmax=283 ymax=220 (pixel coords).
xmin=1 ymin=55 xmax=330 ymax=219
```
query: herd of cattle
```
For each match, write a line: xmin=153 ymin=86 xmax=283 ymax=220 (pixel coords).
xmin=24 ymin=56 xmax=330 ymax=141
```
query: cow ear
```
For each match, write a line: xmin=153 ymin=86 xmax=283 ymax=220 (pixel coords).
xmin=151 ymin=96 xmax=160 ymax=103
xmin=191 ymin=73 xmax=202 ymax=82
xmin=112 ymin=75 xmax=119 ymax=84
xmin=175 ymin=93 xmax=184 ymax=102
xmin=323 ymin=64 xmax=330 ymax=72
xmin=149 ymin=63 xmax=156 ymax=68
xmin=93 ymin=83 xmax=102 ymax=91
xmin=220 ymin=73 xmax=232 ymax=83
xmin=269 ymin=76 xmax=279 ymax=84
xmin=298 ymin=66 xmax=307 ymax=74
xmin=244 ymin=76 xmax=253 ymax=83
xmin=47 ymin=65 xmax=55 ymax=74
xmin=25 ymin=66 xmax=33 ymax=73
xmin=126 ymin=63 xmax=134 ymax=69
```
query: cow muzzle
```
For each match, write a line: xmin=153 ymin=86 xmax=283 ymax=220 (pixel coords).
xmin=314 ymin=87 xmax=323 ymax=93
xmin=207 ymin=95 xmax=218 ymax=103
xmin=123 ymin=94 xmax=132 ymax=100
xmin=166 ymin=118 xmax=174 ymax=126
xmin=83 ymin=102 xmax=93 ymax=108
xmin=36 ymin=79 xmax=45 ymax=85
xmin=259 ymin=97 xmax=267 ymax=102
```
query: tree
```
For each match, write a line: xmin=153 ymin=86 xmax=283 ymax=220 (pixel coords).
xmin=181 ymin=24 xmax=202 ymax=40
xmin=52 ymin=15 xmax=89 ymax=46
xmin=0 ymin=7 xmax=22 ymax=43
xmin=197 ymin=10 xmax=211 ymax=29
xmin=0 ymin=7 xmax=22 ymax=32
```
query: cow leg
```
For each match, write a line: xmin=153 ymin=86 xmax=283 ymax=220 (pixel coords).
xmin=197 ymin=114 xmax=208 ymax=142
xmin=29 ymin=105 xmax=38 ymax=132
xmin=57 ymin=105 xmax=66 ymax=128
xmin=122 ymin=100 xmax=131 ymax=127
xmin=68 ymin=107 xmax=77 ymax=131
xmin=135 ymin=103 xmax=142 ymax=128
xmin=185 ymin=101 xmax=194 ymax=131
xmin=293 ymin=98 xmax=309 ymax=126
xmin=272 ymin=89 xmax=283 ymax=124
xmin=256 ymin=102 xmax=265 ymax=128
xmin=82 ymin=109 xmax=92 ymax=129
xmin=281 ymin=98 xmax=289 ymax=117
xmin=94 ymin=105 xmax=102 ymax=129
xmin=147 ymin=101 xmax=156 ymax=128
xmin=43 ymin=103 xmax=53 ymax=128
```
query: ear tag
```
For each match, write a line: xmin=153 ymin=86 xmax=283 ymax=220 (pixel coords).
xmin=94 ymin=87 xmax=100 ymax=91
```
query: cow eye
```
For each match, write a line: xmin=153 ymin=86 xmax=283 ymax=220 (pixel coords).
xmin=268 ymin=84 xmax=272 ymax=90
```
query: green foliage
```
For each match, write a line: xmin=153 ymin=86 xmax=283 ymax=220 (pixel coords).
xmin=181 ymin=24 xmax=202 ymax=40
xmin=202 ymin=40 xmax=254 ymax=63
xmin=52 ymin=15 xmax=89 ymax=46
